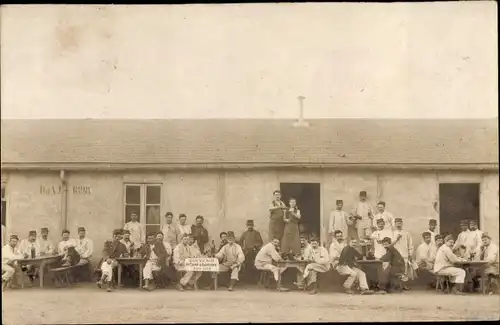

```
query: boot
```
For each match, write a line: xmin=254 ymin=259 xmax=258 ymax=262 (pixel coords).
xmin=106 ymin=281 xmax=112 ymax=292
xmin=143 ymin=279 xmax=151 ymax=291
xmin=228 ymin=279 xmax=236 ymax=291
xmin=451 ymin=283 xmax=465 ymax=295
xmin=176 ymin=283 xmax=185 ymax=291
xmin=308 ymin=282 xmax=318 ymax=295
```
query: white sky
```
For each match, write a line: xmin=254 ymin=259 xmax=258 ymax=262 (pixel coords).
xmin=0 ymin=3 xmax=497 ymax=119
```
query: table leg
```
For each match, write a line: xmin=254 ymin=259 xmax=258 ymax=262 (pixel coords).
xmin=214 ymin=272 xmax=218 ymax=291
xmin=277 ymin=267 xmax=282 ymax=291
xmin=40 ymin=262 xmax=45 ymax=289
xmin=118 ymin=264 xmax=122 ymax=289
xmin=139 ymin=263 xmax=143 ymax=289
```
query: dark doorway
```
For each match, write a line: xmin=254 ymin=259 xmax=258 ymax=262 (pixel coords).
xmin=280 ymin=183 xmax=321 ymax=240
xmin=439 ymin=183 xmax=480 ymax=238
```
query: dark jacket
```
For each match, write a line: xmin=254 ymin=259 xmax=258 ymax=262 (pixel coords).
xmin=239 ymin=229 xmax=264 ymax=251
xmin=380 ymin=246 xmax=406 ymax=275
xmin=139 ymin=242 xmax=167 ymax=266
xmin=191 ymin=225 xmax=209 ymax=252
xmin=338 ymin=246 xmax=363 ymax=268
xmin=103 ymin=240 xmax=128 ymax=259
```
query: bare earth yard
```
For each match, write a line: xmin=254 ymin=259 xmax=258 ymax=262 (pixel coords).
xmin=2 ymin=285 xmax=499 ymax=324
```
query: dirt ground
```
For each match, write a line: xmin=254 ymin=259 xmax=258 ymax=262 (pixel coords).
xmin=2 ymin=284 xmax=499 ymax=324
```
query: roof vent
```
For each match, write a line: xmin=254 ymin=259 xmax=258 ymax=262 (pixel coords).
xmin=293 ymin=96 xmax=309 ymax=127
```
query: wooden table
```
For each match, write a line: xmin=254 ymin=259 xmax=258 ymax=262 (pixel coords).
xmin=454 ymin=260 xmax=488 ymax=294
xmin=16 ymin=254 xmax=63 ymax=288
xmin=115 ymin=257 xmax=147 ymax=289
xmin=276 ymin=260 xmax=309 ymax=290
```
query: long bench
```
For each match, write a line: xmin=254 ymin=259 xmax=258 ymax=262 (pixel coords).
xmin=49 ymin=260 xmax=89 ymax=287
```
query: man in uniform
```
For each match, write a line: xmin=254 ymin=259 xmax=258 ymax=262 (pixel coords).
xmin=479 ymin=233 xmax=499 ymax=294
xmin=161 ymin=212 xmax=180 ymax=250
xmin=337 ymin=238 xmax=373 ymax=295
xmin=329 ymin=200 xmax=349 ymax=246
xmin=173 ymin=234 xmax=203 ymax=291
xmin=453 ymin=220 xmax=473 ymax=259
xmin=2 ymin=234 xmax=24 ymax=290
xmin=124 ymin=212 xmax=145 ymax=249
xmin=268 ymin=190 xmax=286 ymax=242
xmin=378 ymin=237 xmax=406 ymax=293
xmin=294 ymin=234 xmax=313 ymax=289
xmin=255 ymin=238 xmax=289 ymax=292
xmin=351 ymin=191 xmax=374 ymax=242
xmin=177 ymin=214 xmax=191 ymax=238
xmin=300 ymin=236 xmax=330 ymax=295
xmin=373 ymin=201 xmax=394 ymax=231
xmin=18 ymin=230 xmax=42 ymax=283
xmin=75 ymin=227 xmax=93 ymax=263
xmin=434 ymin=235 xmax=467 ymax=295
xmin=141 ymin=233 xmax=168 ymax=291
xmin=329 ymin=230 xmax=346 ymax=271
xmin=370 ymin=219 xmax=395 ymax=259
xmin=427 ymin=219 xmax=438 ymax=249
xmin=239 ymin=220 xmax=263 ymax=283
xmin=215 ymin=231 xmax=245 ymax=291
xmin=191 ymin=215 xmax=209 ymax=254
xmin=39 ymin=227 xmax=55 ymax=255
xmin=392 ymin=218 xmax=414 ymax=290
xmin=468 ymin=220 xmax=483 ymax=260
xmin=97 ymin=229 xmax=128 ymax=292
xmin=416 ymin=231 xmax=435 ymax=288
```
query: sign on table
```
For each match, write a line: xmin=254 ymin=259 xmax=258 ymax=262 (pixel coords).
xmin=185 ymin=258 xmax=219 ymax=272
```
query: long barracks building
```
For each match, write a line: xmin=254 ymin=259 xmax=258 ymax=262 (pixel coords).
xmin=1 ymin=118 xmax=498 ymax=265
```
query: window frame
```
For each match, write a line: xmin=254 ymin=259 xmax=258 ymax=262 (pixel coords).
xmin=123 ymin=183 xmax=162 ymax=232
xmin=1 ymin=182 xmax=6 ymax=227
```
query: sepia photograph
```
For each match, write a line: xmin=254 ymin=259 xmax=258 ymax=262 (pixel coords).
xmin=1 ymin=2 xmax=498 ymax=323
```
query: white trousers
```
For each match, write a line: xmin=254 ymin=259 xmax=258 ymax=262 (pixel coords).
xmin=143 ymin=260 xmax=161 ymax=280
xmin=337 ymin=265 xmax=369 ymax=290
xmin=218 ymin=264 xmax=241 ymax=281
xmin=255 ymin=263 xmax=285 ymax=281
xmin=2 ymin=263 xmax=16 ymax=281
xmin=100 ymin=260 xmax=118 ymax=282
xmin=436 ymin=267 xmax=466 ymax=284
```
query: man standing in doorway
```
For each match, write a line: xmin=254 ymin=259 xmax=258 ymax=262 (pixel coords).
xmin=453 ymin=220 xmax=473 ymax=260
xmin=124 ymin=213 xmax=145 ymax=249
xmin=268 ymin=190 xmax=287 ymax=242
xmin=468 ymin=220 xmax=483 ymax=260
xmin=373 ymin=201 xmax=394 ymax=231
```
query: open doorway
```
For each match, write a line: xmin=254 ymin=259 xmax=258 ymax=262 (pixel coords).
xmin=280 ymin=183 xmax=321 ymax=240
xmin=439 ymin=183 xmax=480 ymax=238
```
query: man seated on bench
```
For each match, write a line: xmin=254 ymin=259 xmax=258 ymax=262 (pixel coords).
xmin=173 ymin=234 xmax=203 ymax=291
xmin=378 ymin=237 xmax=406 ymax=294
xmin=2 ymin=235 xmax=24 ymax=290
xmin=141 ymin=233 xmax=168 ymax=291
xmin=299 ymin=236 xmax=330 ymax=295
xmin=75 ymin=227 xmax=93 ymax=264
xmin=479 ymin=233 xmax=498 ymax=294
xmin=337 ymin=237 xmax=373 ymax=295
xmin=214 ymin=231 xmax=245 ymax=291
xmin=416 ymin=231 xmax=436 ymax=289
xmin=97 ymin=229 xmax=128 ymax=292
xmin=57 ymin=229 xmax=77 ymax=260
xmin=39 ymin=228 xmax=55 ymax=256
xmin=18 ymin=230 xmax=42 ymax=283
xmin=254 ymin=238 xmax=289 ymax=292
xmin=294 ymin=234 xmax=313 ymax=290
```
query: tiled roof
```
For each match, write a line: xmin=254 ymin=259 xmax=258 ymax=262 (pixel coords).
xmin=1 ymin=118 xmax=498 ymax=167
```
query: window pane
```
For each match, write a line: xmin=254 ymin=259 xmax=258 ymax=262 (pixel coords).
xmin=146 ymin=224 xmax=160 ymax=235
xmin=146 ymin=205 xmax=160 ymax=225
xmin=1 ymin=200 xmax=5 ymax=226
xmin=146 ymin=186 xmax=161 ymax=205
xmin=125 ymin=205 xmax=141 ymax=223
xmin=125 ymin=186 xmax=141 ymax=205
